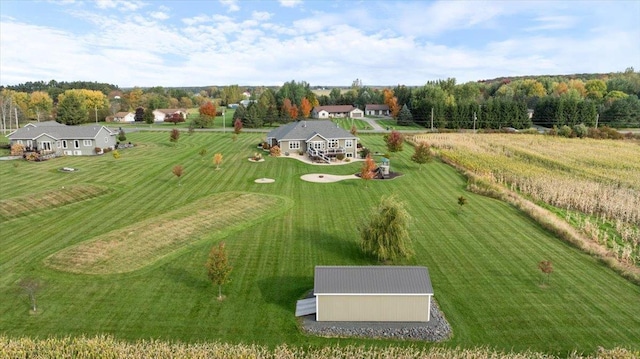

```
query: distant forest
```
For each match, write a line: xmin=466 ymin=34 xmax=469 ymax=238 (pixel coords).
xmin=1 ymin=68 xmax=639 ymax=129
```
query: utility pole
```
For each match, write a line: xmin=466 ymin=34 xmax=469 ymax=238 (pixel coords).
xmin=15 ymin=107 xmax=19 ymax=129
xmin=595 ymin=113 xmax=599 ymax=128
xmin=95 ymin=106 xmax=98 ymax=124
xmin=223 ymin=110 xmax=226 ymax=132
xmin=430 ymin=107 xmax=434 ymax=132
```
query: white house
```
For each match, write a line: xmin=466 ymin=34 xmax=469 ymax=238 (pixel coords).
xmin=113 ymin=111 xmax=135 ymax=123
xmin=312 ymin=105 xmax=364 ymax=119
xmin=153 ymin=109 xmax=188 ymax=122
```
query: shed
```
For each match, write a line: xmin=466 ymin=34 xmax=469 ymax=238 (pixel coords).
xmin=314 ymin=266 xmax=433 ymax=322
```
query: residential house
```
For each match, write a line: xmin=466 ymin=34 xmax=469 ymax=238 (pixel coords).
xmin=266 ymin=120 xmax=359 ymax=163
xmin=153 ymin=108 xmax=188 ymax=122
xmin=311 ymin=105 xmax=364 ymax=119
xmin=365 ymin=104 xmax=390 ymax=116
xmin=6 ymin=121 xmax=117 ymax=156
xmin=113 ymin=111 xmax=135 ymax=123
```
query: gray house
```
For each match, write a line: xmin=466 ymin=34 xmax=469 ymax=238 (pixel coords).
xmin=314 ymin=266 xmax=434 ymax=322
xmin=266 ymin=120 xmax=358 ymax=163
xmin=365 ymin=104 xmax=390 ymax=116
xmin=6 ymin=121 xmax=117 ymax=156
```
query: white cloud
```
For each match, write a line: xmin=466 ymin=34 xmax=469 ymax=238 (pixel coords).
xmin=220 ymin=0 xmax=240 ymax=12
xmin=279 ymin=0 xmax=302 ymax=7
xmin=150 ymin=11 xmax=170 ymax=20
xmin=525 ymin=15 xmax=576 ymax=31
xmin=252 ymin=11 xmax=272 ymax=21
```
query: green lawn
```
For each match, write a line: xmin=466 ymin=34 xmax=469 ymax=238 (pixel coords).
xmin=0 ymin=132 xmax=638 ymax=354
xmin=377 ymin=118 xmax=426 ymax=131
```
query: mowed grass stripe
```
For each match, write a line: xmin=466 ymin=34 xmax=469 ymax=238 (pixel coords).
xmin=44 ymin=192 xmax=291 ymax=274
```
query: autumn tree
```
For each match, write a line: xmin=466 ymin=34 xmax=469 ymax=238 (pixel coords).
xmin=206 ymin=242 xmax=232 ymax=300
xmin=281 ymin=98 xmax=293 ymax=121
xmin=213 ymin=153 xmax=223 ymax=170
xmin=300 ymin=97 xmax=312 ymax=118
xmin=29 ymin=91 xmax=53 ymax=121
xmin=233 ymin=118 xmax=243 ymax=134
xmin=196 ymin=101 xmax=217 ymax=128
xmin=360 ymin=154 xmax=376 ymax=187
xmin=112 ymin=150 xmax=120 ymax=159
xmin=172 ymin=165 xmax=184 ymax=185
xmin=350 ymin=124 xmax=358 ymax=136
xmin=384 ymin=130 xmax=404 ymax=152
xmin=383 ymin=88 xmax=400 ymax=118
xmin=411 ymin=142 xmax=432 ymax=169
xmin=538 ymin=260 xmax=553 ymax=286
xmin=359 ymin=195 xmax=413 ymax=262
xmin=170 ymin=128 xmax=180 ymax=143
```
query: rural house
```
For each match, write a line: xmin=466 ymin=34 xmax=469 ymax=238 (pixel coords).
xmin=6 ymin=121 xmax=117 ymax=156
xmin=266 ymin=120 xmax=359 ymax=162
xmin=365 ymin=104 xmax=390 ymax=116
xmin=311 ymin=105 xmax=364 ymax=119
xmin=313 ymin=266 xmax=434 ymax=322
xmin=112 ymin=111 xmax=135 ymax=123
xmin=153 ymin=108 xmax=188 ymax=122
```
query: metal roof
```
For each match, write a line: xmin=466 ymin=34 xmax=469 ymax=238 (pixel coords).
xmin=266 ymin=120 xmax=357 ymax=141
xmin=314 ymin=266 xmax=434 ymax=295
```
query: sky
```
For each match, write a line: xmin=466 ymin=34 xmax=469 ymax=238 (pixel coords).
xmin=1 ymin=0 xmax=639 ymax=88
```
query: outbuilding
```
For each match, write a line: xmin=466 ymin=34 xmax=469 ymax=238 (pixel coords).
xmin=314 ymin=266 xmax=434 ymax=322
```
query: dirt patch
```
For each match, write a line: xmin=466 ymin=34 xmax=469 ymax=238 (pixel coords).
xmin=255 ymin=178 xmax=275 ymax=183
xmin=45 ymin=192 xmax=292 ymax=275
xmin=300 ymin=174 xmax=359 ymax=183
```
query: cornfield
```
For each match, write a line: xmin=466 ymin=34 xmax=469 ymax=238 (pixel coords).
xmin=411 ymin=133 xmax=640 ymax=267
xmin=1 ymin=335 xmax=637 ymax=359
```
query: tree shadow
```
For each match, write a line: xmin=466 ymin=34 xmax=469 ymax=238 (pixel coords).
xmin=301 ymin=229 xmax=367 ymax=263
xmin=163 ymin=266 xmax=209 ymax=291
xmin=257 ymin=276 xmax=312 ymax=311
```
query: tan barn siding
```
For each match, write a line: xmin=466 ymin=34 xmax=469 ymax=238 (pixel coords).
xmin=317 ymin=295 xmax=430 ymax=322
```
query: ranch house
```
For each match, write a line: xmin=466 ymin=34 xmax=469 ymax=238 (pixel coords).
xmin=313 ymin=266 xmax=434 ymax=322
xmin=365 ymin=104 xmax=390 ymax=116
xmin=311 ymin=105 xmax=364 ymax=119
xmin=266 ymin=120 xmax=359 ymax=163
xmin=112 ymin=111 xmax=135 ymax=123
xmin=153 ymin=108 xmax=188 ymax=122
xmin=6 ymin=121 xmax=117 ymax=156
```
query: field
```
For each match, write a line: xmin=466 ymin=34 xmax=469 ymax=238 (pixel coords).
xmin=1 ymin=131 xmax=639 ymax=355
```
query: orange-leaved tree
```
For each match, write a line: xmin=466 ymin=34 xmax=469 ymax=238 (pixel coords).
xmin=213 ymin=153 xmax=223 ymax=170
xmin=383 ymin=88 xmax=400 ymax=118
xmin=206 ymin=242 xmax=232 ymax=300
xmin=360 ymin=154 xmax=376 ymax=187
xmin=300 ymin=97 xmax=312 ymax=118
xmin=172 ymin=165 xmax=184 ymax=185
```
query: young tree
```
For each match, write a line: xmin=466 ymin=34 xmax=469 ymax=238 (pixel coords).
xmin=206 ymin=242 xmax=232 ymax=300
xmin=196 ymin=101 xmax=217 ymax=128
xmin=118 ymin=129 xmax=127 ymax=142
xmin=198 ymin=148 xmax=207 ymax=160
xmin=360 ymin=154 xmax=376 ymax=187
xmin=143 ymin=108 xmax=154 ymax=124
xmin=18 ymin=278 xmax=41 ymax=312
xmin=411 ymin=142 xmax=432 ymax=169
xmin=538 ymin=260 xmax=554 ymax=286
xmin=384 ymin=130 xmax=404 ymax=152
xmin=112 ymin=150 xmax=120 ymax=159
xmin=350 ymin=124 xmax=358 ymax=136
xmin=233 ymin=118 xmax=243 ymax=134
xmin=172 ymin=165 xmax=183 ymax=185
xmin=457 ymin=195 xmax=467 ymax=211
xmin=213 ymin=153 xmax=223 ymax=170
xmin=170 ymin=128 xmax=180 ymax=143
xmin=359 ymin=195 xmax=413 ymax=262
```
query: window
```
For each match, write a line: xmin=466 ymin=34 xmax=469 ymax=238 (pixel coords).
xmin=345 ymin=139 xmax=353 ymax=148
xmin=83 ymin=140 xmax=92 ymax=146
xmin=26 ymin=140 xmax=32 ymax=148
xmin=17 ymin=140 xmax=23 ymax=145
xmin=62 ymin=140 xmax=68 ymax=149
xmin=310 ymin=141 xmax=324 ymax=150
xmin=104 ymin=137 xmax=109 ymax=143
xmin=289 ymin=141 xmax=300 ymax=150
xmin=74 ymin=140 xmax=80 ymax=149
xmin=346 ymin=153 xmax=353 ymax=158
xmin=328 ymin=139 xmax=338 ymax=148
xmin=41 ymin=142 xmax=52 ymax=151
xmin=57 ymin=141 xmax=61 ymax=148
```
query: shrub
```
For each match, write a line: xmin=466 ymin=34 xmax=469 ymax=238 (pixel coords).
xmin=558 ymin=125 xmax=572 ymax=137
xmin=360 ymin=148 xmax=370 ymax=158
xmin=270 ymin=145 xmax=281 ymax=157
xmin=336 ymin=153 xmax=345 ymax=161
xmin=261 ymin=142 xmax=271 ymax=150
xmin=573 ymin=123 xmax=588 ymax=138
xmin=94 ymin=147 xmax=103 ymax=154
xmin=10 ymin=143 xmax=25 ymax=156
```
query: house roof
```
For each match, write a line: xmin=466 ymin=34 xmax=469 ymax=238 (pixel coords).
xmin=114 ymin=111 xmax=132 ymax=117
xmin=7 ymin=122 xmax=115 ymax=141
xmin=266 ymin=120 xmax=357 ymax=141
xmin=313 ymin=105 xmax=358 ymax=114
xmin=314 ymin=266 xmax=434 ymax=295
xmin=365 ymin=104 xmax=390 ymax=111
xmin=154 ymin=108 xmax=187 ymax=114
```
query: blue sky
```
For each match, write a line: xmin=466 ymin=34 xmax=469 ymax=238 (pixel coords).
xmin=1 ymin=0 xmax=639 ymax=88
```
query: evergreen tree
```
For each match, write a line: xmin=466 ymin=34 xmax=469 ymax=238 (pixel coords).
xmin=56 ymin=92 xmax=87 ymax=125
xmin=397 ymin=104 xmax=414 ymax=126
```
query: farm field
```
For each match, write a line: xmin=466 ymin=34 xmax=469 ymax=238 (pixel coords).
xmin=0 ymin=132 xmax=639 ymax=355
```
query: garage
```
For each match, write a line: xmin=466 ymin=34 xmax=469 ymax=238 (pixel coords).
xmin=314 ymin=266 xmax=434 ymax=322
